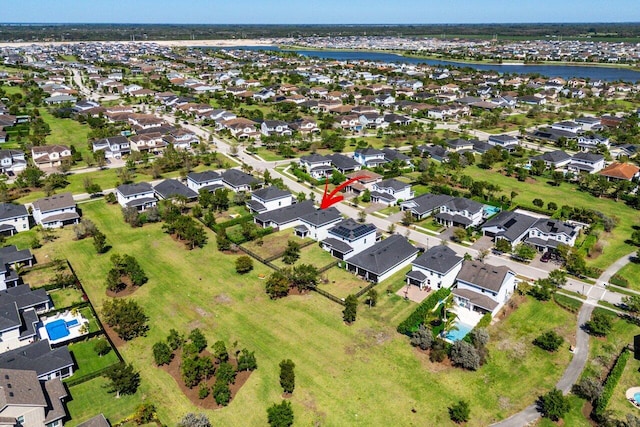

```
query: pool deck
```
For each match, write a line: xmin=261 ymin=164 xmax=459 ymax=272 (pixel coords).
xmin=626 ymin=387 xmax=640 ymax=409
xmin=38 ymin=311 xmax=88 ymax=345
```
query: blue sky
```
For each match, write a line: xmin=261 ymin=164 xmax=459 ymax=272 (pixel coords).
xmin=2 ymin=0 xmax=639 ymax=24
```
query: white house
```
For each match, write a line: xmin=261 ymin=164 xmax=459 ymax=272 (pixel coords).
xmin=247 ymin=187 xmax=293 ymax=214
xmin=260 ymin=120 xmax=291 ymax=137
xmin=31 ymin=145 xmax=72 ymax=170
xmin=435 ymin=197 xmax=485 ymax=228
xmin=524 ymin=218 xmax=579 ymax=252
xmin=186 ymin=170 xmax=224 ymax=193
xmin=550 ymin=121 xmax=582 ymax=134
xmin=568 ymin=152 xmax=605 ymax=174
xmin=577 ymin=134 xmax=610 ymax=152
xmin=31 ymin=193 xmax=79 ymax=229
xmin=344 ymin=235 xmax=419 ymax=283
xmin=116 ymin=182 xmax=157 ymax=211
xmin=370 ymin=179 xmax=414 ymax=205
xmin=299 ymin=154 xmax=333 ymax=180
xmin=0 ymin=286 xmax=51 ymax=352
xmin=92 ymin=136 xmax=131 ymax=159
xmin=0 ymin=203 xmax=29 ymax=235
xmin=406 ymin=245 xmax=463 ymax=291
xmin=452 ymin=261 xmax=517 ymax=316
xmin=295 ymin=207 xmax=343 ymax=241
xmin=320 ymin=219 xmax=377 ymax=260
xmin=0 ymin=149 xmax=27 ymax=175
xmin=488 ymin=134 xmax=519 ymax=150
xmin=353 ymin=148 xmax=387 ymax=167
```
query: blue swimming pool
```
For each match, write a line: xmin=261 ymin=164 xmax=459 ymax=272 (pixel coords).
xmin=445 ymin=322 xmax=474 ymax=342
xmin=45 ymin=319 xmax=79 ymax=341
xmin=635 ymin=392 xmax=640 ymax=403
xmin=483 ymin=205 xmax=501 ymax=217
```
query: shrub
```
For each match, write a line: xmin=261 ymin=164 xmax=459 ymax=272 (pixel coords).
xmin=133 ymin=402 xmax=156 ymax=425
xmin=533 ymin=330 xmax=564 ymax=352
xmin=93 ymin=339 xmax=111 ymax=356
xmin=450 ymin=340 xmax=480 ymax=370
xmin=410 ymin=324 xmax=433 ymax=350
xmin=167 ymin=329 xmax=185 ymax=350
xmin=212 ymin=379 xmax=231 ymax=406
xmin=538 ymin=388 xmax=570 ymax=421
xmin=342 ymin=294 xmax=357 ymax=323
xmin=553 ymin=293 xmax=582 ymax=313
xmin=448 ymin=400 xmax=470 ymax=424
xmin=279 ymin=359 xmax=295 ymax=394
xmin=477 ymin=313 xmax=492 ymax=328
xmin=397 ymin=288 xmax=451 ymax=335
xmin=152 ymin=341 xmax=173 ymax=366
xmin=198 ymin=383 xmax=210 ymax=399
xmin=594 ymin=349 xmax=631 ymax=416
xmin=216 ymin=362 xmax=237 ymax=384
xmin=212 ymin=340 xmax=229 ymax=362
xmin=235 ymin=255 xmax=254 ymax=274
xmin=189 ymin=328 xmax=207 ymax=353
xmin=572 ymin=377 xmax=603 ymax=402
xmin=267 ymin=400 xmax=294 ymax=427
xmin=237 ymin=348 xmax=258 ymax=371
xmin=585 ymin=310 xmax=613 ymax=337
xmin=609 ymin=273 xmax=629 ymax=288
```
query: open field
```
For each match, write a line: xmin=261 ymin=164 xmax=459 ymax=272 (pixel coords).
xmin=49 ymin=287 xmax=85 ymax=308
xmin=271 ymin=242 xmax=335 ymax=269
xmin=605 ymin=355 xmax=640 ymax=420
xmin=22 ymin=262 xmax=72 ymax=288
xmin=241 ymin=229 xmax=309 ymax=259
xmin=18 ymin=200 xmax=582 ymax=426
xmin=615 ymin=261 xmax=640 ymax=292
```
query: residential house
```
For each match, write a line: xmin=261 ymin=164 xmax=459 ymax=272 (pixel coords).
xmin=400 ymin=193 xmax=454 ymax=221
xmin=370 ymin=179 xmax=414 ymax=205
xmin=320 ymin=219 xmax=377 ymax=260
xmin=92 ymin=136 xmax=130 ymax=159
xmin=435 ymin=197 xmax=485 ymax=229
xmin=529 ymin=150 xmax=572 ymax=169
xmin=31 ymin=146 xmax=72 ymax=170
xmin=344 ymin=170 xmax=383 ymax=195
xmin=525 ymin=219 xmax=579 ymax=252
xmin=299 ymin=154 xmax=333 ymax=180
xmin=447 ymin=139 xmax=474 ymax=152
xmin=247 ymin=187 xmax=293 ymax=214
xmin=338 ymin=114 xmax=362 ymax=132
xmin=488 ymin=134 xmax=519 ymax=151
xmin=354 ymin=148 xmax=387 ymax=167
xmin=568 ymin=152 xmax=605 ymax=174
xmin=116 ymin=183 xmax=157 ymax=211
xmin=382 ymin=148 xmax=412 ymax=166
xmin=186 ymin=170 xmax=224 ymax=193
xmin=254 ymin=200 xmax=316 ymax=231
xmin=260 ymin=120 xmax=292 ymax=137
xmin=0 ymin=203 xmax=29 ymax=235
xmin=153 ymin=179 xmax=198 ymax=201
xmin=452 ymin=261 xmax=517 ymax=316
xmin=0 ymin=149 xmax=27 ymax=175
xmin=598 ymin=162 xmax=640 ymax=182
xmin=0 ymin=285 xmax=50 ymax=352
xmin=295 ymin=208 xmax=343 ymax=241
xmin=574 ymin=116 xmax=602 ymax=131
xmin=550 ymin=121 xmax=582 ymax=134
xmin=289 ymin=118 xmax=319 ymax=134
xmin=344 ymin=235 xmax=419 ymax=283
xmin=406 ymin=245 xmax=463 ymax=291
xmin=32 ymin=193 xmax=79 ymax=229
xmin=77 ymin=414 xmax=111 ymax=427
xmin=0 ymin=368 xmax=68 ymax=427
xmin=163 ymin=128 xmax=199 ymax=150
xmin=128 ymin=133 xmax=167 ymax=153
xmin=327 ymin=154 xmax=361 ymax=174
xmin=481 ymin=210 xmax=539 ymax=247
xmin=577 ymin=134 xmax=610 ymax=152
xmin=0 ymin=340 xmax=74 ymax=381
xmin=221 ymin=169 xmax=262 ymax=192
xmin=418 ymin=144 xmax=449 ymax=162
xmin=359 ymin=113 xmax=386 ymax=129
xmin=222 ymin=118 xmax=259 ymax=140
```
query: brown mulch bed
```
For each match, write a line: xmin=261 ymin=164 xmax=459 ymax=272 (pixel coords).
xmin=101 ymin=321 xmax=127 ymax=349
xmin=159 ymin=348 xmax=253 ymax=410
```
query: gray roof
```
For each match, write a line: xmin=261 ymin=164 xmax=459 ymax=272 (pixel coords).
xmin=329 ymin=219 xmax=376 ymax=241
xmin=300 ymin=207 xmax=342 ymax=227
xmin=346 ymin=235 xmax=418 ymax=276
xmin=382 ymin=148 xmax=411 ymax=162
xmin=0 ymin=340 xmax=74 ymax=378
xmin=116 ymin=182 xmax=153 ymax=197
xmin=77 ymin=414 xmax=111 ymax=427
xmin=456 ymin=261 xmax=513 ymax=293
xmin=572 ymin=152 xmax=604 ymax=162
xmin=530 ymin=218 xmax=577 ymax=237
xmin=43 ymin=377 xmax=68 ymax=423
xmin=300 ymin=153 xmax=330 ymax=164
xmin=0 ymin=368 xmax=47 ymax=409
xmin=221 ymin=169 xmax=261 ymax=188
xmin=0 ymin=285 xmax=48 ymax=312
xmin=376 ymin=178 xmax=409 ymax=192
xmin=321 ymin=237 xmax=354 ymax=254
xmin=0 ymin=302 xmax=20 ymax=332
xmin=482 ymin=211 xmax=538 ymax=243
xmin=412 ymin=245 xmax=462 ymax=275
xmin=154 ymin=179 xmax=198 ymax=200
xmin=252 ymin=186 xmax=291 ymax=202
xmin=327 ymin=153 xmax=360 ymax=171
xmin=32 ymin=192 xmax=75 ymax=213
xmin=401 ymin=193 xmax=453 ymax=216
xmin=452 ymin=288 xmax=499 ymax=311
xmin=443 ymin=197 xmax=484 ymax=214
xmin=355 ymin=147 xmax=384 ymax=156
xmin=530 ymin=150 xmax=571 ymax=165
xmin=0 ymin=203 xmax=27 ymax=221
xmin=254 ymin=200 xmax=316 ymax=226
xmin=370 ymin=191 xmax=396 ymax=203
xmin=0 ymin=245 xmax=34 ymax=265
xmin=187 ymin=170 xmax=221 ymax=184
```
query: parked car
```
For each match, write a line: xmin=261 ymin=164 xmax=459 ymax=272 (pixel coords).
xmin=541 ymin=252 xmax=551 ymax=263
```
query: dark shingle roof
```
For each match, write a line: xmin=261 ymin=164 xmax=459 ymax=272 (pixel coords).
xmin=530 ymin=150 xmax=571 ymax=164
xmin=116 ymin=182 xmax=153 ymax=197
xmin=251 ymin=186 xmax=291 ymax=202
xmin=531 ymin=218 xmax=577 ymax=236
xmin=482 ymin=211 xmax=538 ymax=243
xmin=375 ymin=178 xmax=409 ymax=192
xmin=443 ymin=197 xmax=484 ymax=213
xmin=32 ymin=193 xmax=75 ymax=213
xmin=0 ymin=340 xmax=74 ymax=378
xmin=76 ymin=414 xmax=111 ymax=427
xmin=327 ymin=153 xmax=360 ymax=171
xmin=0 ymin=203 xmax=27 ymax=221
xmin=401 ymin=193 xmax=453 ymax=216
xmin=346 ymin=235 xmax=418 ymax=276
xmin=412 ymin=245 xmax=462 ymax=275
xmin=221 ymin=169 xmax=261 ymax=188
xmin=187 ymin=170 xmax=221 ymax=184
xmin=299 ymin=207 xmax=342 ymax=227
xmin=154 ymin=179 xmax=198 ymax=200
xmin=456 ymin=261 xmax=513 ymax=293
xmin=300 ymin=153 xmax=330 ymax=164
xmin=254 ymin=200 xmax=316 ymax=226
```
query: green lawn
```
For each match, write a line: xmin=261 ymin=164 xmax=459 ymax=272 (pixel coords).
xmin=40 ymin=110 xmax=92 ymax=166
xmin=272 ymin=243 xmax=335 ymax=269
xmin=49 ymin=287 xmax=85 ymax=309
xmin=45 ymin=201 xmax=582 ymax=426
xmin=22 ymin=262 xmax=72 ymax=288
xmin=241 ymin=229 xmax=309 ymax=260
xmin=79 ymin=306 xmax=101 ymax=334
xmin=67 ymin=337 xmax=121 ymax=381
xmin=537 ymin=395 xmax=591 ymax=427
xmin=615 ymin=261 xmax=640 ymax=292
xmin=604 ymin=355 xmax=640 ymax=420
xmin=463 ymin=165 xmax=638 ymax=269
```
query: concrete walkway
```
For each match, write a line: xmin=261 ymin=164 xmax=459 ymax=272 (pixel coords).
xmin=597 ymin=251 xmax=637 ymax=285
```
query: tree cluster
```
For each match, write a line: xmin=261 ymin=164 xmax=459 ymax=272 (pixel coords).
xmin=102 ymin=298 xmax=149 ymax=341
xmin=163 ymin=214 xmax=208 ymax=249
xmin=105 ymin=253 xmax=148 ymax=293
xmin=265 ymin=264 xmax=320 ymax=299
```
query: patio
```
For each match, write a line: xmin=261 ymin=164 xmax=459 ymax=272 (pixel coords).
xmin=396 ymin=283 xmax=432 ymax=303
xmin=38 ymin=310 xmax=89 ymax=345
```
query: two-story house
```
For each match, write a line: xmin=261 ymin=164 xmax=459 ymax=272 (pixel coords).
xmin=524 ymin=219 xmax=579 ymax=252
xmin=382 ymin=148 xmax=412 ymax=166
xmin=344 ymin=235 xmax=419 ymax=283
xmin=0 ymin=203 xmax=29 ymax=235
xmin=163 ymin=128 xmax=199 ymax=151
xmin=116 ymin=182 xmax=157 ymax=211
xmin=320 ymin=219 xmax=377 ymax=260
xmin=247 ymin=187 xmax=293 ymax=214
xmin=327 ymin=154 xmax=361 ymax=174
xmin=370 ymin=179 xmax=414 ymax=205
xmin=550 ymin=121 xmax=582 ymax=134
xmin=154 ymin=179 xmax=198 ymax=201
xmin=92 ymin=136 xmax=131 ymax=159
xmin=31 ymin=146 xmax=72 ymax=170
xmin=435 ymin=197 xmax=485 ymax=228
xmin=577 ymin=134 xmax=610 ymax=152
xmin=488 ymin=134 xmax=519 ymax=151
xmin=0 ymin=286 xmax=51 ymax=352
xmin=481 ymin=210 xmax=539 ymax=247
xmin=353 ymin=148 xmax=387 ymax=167
xmin=260 ymin=120 xmax=291 ymax=137
xmin=0 ymin=340 xmax=74 ymax=381
xmin=31 ymin=193 xmax=79 ymax=229
xmin=129 ymin=133 xmax=167 ymax=154
xmin=568 ymin=152 xmax=605 ymax=174
xmin=406 ymin=245 xmax=463 ymax=291
xmin=254 ymin=200 xmax=316 ymax=231
xmin=186 ymin=170 xmax=224 ymax=193
xmin=400 ymin=193 xmax=454 ymax=221
xmin=294 ymin=208 xmax=343 ymax=241
xmin=299 ymin=154 xmax=333 ymax=180
xmin=528 ymin=150 xmax=572 ymax=169
xmin=452 ymin=261 xmax=517 ymax=316
xmin=221 ymin=169 xmax=262 ymax=192
xmin=0 ymin=149 xmax=27 ymax=175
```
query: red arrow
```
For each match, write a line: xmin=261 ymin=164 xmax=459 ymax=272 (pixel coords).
xmin=320 ymin=176 xmax=368 ymax=210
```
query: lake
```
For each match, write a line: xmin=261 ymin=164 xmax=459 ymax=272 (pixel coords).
xmin=200 ymin=45 xmax=640 ymax=82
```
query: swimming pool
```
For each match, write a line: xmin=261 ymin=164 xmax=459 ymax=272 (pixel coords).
xmin=635 ymin=392 xmax=640 ymax=403
xmin=445 ymin=322 xmax=474 ymax=342
xmin=45 ymin=318 xmax=80 ymax=341
xmin=483 ymin=205 xmax=501 ymax=217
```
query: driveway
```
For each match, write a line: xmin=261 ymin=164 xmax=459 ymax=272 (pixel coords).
xmin=364 ymin=203 xmax=386 ymax=214
xmin=471 ymin=236 xmax=494 ymax=252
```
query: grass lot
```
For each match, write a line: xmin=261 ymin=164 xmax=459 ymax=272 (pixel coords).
xmin=317 ymin=266 xmax=371 ymax=299
xmin=67 ymin=337 xmax=121 ymax=381
xmin=22 ymin=262 xmax=71 ymax=288
xmin=536 ymin=395 xmax=591 ymax=427
xmin=463 ymin=165 xmax=638 ymax=269
xmin=272 ymin=243 xmax=335 ymax=269
xmin=241 ymin=229 xmax=309 ymax=259
xmin=604 ymin=355 xmax=640 ymax=420
xmin=49 ymin=287 xmax=84 ymax=308
xmin=37 ymin=201 xmax=582 ymax=426
xmin=79 ymin=306 xmax=101 ymax=334
xmin=40 ymin=110 xmax=92 ymax=165
xmin=615 ymin=261 xmax=640 ymax=292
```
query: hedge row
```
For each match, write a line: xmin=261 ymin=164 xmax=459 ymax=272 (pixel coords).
xmin=553 ymin=293 xmax=583 ymax=313
xmin=211 ymin=214 xmax=253 ymax=233
xmin=397 ymin=288 xmax=451 ymax=336
xmin=291 ymin=168 xmax=320 ymax=186
xmin=477 ymin=313 xmax=492 ymax=328
xmin=594 ymin=348 xmax=631 ymax=417
xmin=609 ymin=274 xmax=629 ymax=288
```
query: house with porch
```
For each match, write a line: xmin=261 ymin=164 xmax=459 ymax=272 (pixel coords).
xmin=32 ymin=193 xmax=79 ymax=229
xmin=400 ymin=193 xmax=454 ymax=221
xmin=299 ymin=154 xmax=333 ymax=180
xmin=524 ymin=219 xmax=579 ymax=252
xmin=481 ymin=210 xmax=538 ymax=247
xmin=260 ymin=120 xmax=291 ymax=137
xmin=0 ymin=285 xmax=50 ymax=352
xmin=295 ymin=207 xmax=343 ymax=241
xmin=320 ymin=219 xmax=377 ymax=260
xmin=0 ymin=203 xmax=29 ymax=235
xmin=353 ymin=148 xmax=387 ymax=167
xmin=116 ymin=183 xmax=157 ymax=211
xmin=435 ymin=197 xmax=484 ymax=228
xmin=247 ymin=187 xmax=293 ymax=214
xmin=254 ymin=200 xmax=316 ymax=231
xmin=406 ymin=245 xmax=463 ymax=291
xmin=186 ymin=170 xmax=224 ymax=193
xmin=568 ymin=152 xmax=605 ymax=174
xmin=344 ymin=235 xmax=419 ymax=283
xmin=327 ymin=153 xmax=361 ymax=174
xmin=370 ymin=179 xmax=414 ymax=205
xmin=0 ymin=149 xmax=27 ymax=175
xmin=452 ymin=261 xmax=517 ymax=316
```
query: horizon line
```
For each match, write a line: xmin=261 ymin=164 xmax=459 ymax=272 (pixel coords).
xmin=2 ymin=21 xmax=640 ymax=26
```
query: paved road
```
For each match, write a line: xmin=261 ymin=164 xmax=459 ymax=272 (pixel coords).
xmin=597 ymin=251 xmax=637 ymax=285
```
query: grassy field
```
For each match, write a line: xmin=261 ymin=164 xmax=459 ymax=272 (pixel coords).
xmin=537 ymin=394 xmax=591 ymax=427
xmin=463 ymin=165 xmax=638 ymax=269
xmin=67 ymin=337 xmax=121 ymax=381
xmin=317 ymin=265 xmax=371 ymax=299
xmin=49 ymin=287 xmax=85 ymax=308
xmin=604 ymin=355 xmax=640 ymax=420
xmin=22 ymin=201 xmax=583 ymax=426
xmin=614 ymin=261 xmax=640 ymax=292
xmin=22 ymin=262 xmax=72 ymax=288
xmin=241 ymin=229 xmax=309 ymax=259
xmin=271 ymin=243 xmax=335 ymax=269
xmin=40 ymin=110 xmax=92 ymax=166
